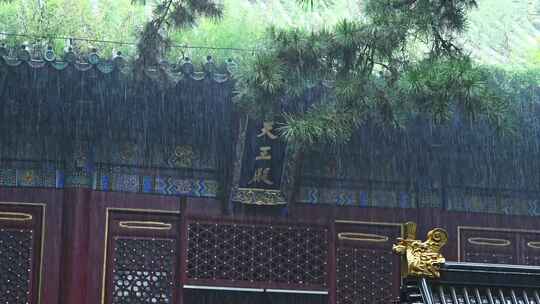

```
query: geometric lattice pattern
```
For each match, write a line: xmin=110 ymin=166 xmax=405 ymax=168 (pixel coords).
xmin=460 ymin=228 xmax=540 ymax=266
xmin=464 ymin=252 xmax=516 ymax=265
xmin=0 ymin=161 xmax=219 ymax=198
xmin=0 ymin=228 xmax=33 ymax=304
xmin=187 ymin=222 xmax=328 ymax=288
xmin=524 ymin=254 xmax=540 ymax=266
xmin=336 ymin=247 xmax=394 ymax=304
xmin=111 ymin=237 xmax=176 ymax=304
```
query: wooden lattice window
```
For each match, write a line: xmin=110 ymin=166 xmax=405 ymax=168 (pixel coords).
xmin=186 ymin=219 xmax=329 ymax=290
xmin=0 ymin=202 xmax=44 ymax=304
xmin=459 ymin=226 xmax=540 ymax=266
xmin=103 ymin=210 xmax=181 ymax=304
xmin=335 ymin=221 xmax=401 ymax=304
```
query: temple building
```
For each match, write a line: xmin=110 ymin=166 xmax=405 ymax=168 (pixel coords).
xmin=0 ymin=47 xmax=539 ymax=304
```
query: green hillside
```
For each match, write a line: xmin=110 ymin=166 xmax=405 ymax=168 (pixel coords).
xmin=463 ymin=0 xmax=539 ymax=67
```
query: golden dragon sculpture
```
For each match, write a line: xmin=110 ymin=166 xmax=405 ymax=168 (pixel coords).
xmin=392 ymin=222 xmax=448 ymax=278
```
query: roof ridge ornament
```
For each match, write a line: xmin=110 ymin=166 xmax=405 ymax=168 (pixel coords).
xmin=44 ymin=46 xmax=55 ymax=62
xmin=17 ymin=44 xmax=30 ymax=61
xmin=0 ymin=42 xmax=235 ymax=80
xmin=88 ymin=47 xmax=100 ymax=65
xmin=392 ymin=222 xmax=448 ymax=278
xmin=64 ymin=46 xmax=76 ymax=63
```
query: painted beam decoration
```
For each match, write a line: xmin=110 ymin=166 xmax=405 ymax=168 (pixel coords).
xmin=232 ymin=120 xmax=287 ymax=205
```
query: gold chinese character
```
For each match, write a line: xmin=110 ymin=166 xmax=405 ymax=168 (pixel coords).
xmin=257 ymin=122 xmax=278 ymax=140
xmin=249 ymin=168 xmax=274 ymax=185
xmin=255 ymin=146 xmax=272 ymax=160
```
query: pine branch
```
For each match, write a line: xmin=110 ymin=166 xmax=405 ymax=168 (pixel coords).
xmin=135 ymin=0 xmax=223 ymax=73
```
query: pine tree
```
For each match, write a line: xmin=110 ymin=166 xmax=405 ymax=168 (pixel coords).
xmin=134 ymin=0 xmax=516 ymax=146
xmin=234 ymin=0 xmax=513 ymax=145
xmin=135 ymin=0 xmax=222 ymax=67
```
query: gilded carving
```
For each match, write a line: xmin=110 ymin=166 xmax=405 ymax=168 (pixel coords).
xmin=232 ymin=187 xmax=286 ymax=205
xmin=392 ymin=222 xmax=448 ymax=278
xmin=169 ymin=145 xmax=193 ymax=167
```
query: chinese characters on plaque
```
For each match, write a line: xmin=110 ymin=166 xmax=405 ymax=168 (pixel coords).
xmin=233 ymin=120 xmax=287 ymax=205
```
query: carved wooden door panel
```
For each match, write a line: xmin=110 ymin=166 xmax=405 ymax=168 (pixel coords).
xmin=103 ymin=210 xmax=181 ymax=304
xmin=521 ymin=232 xmax=540 ymax=266
xmin=459 ymin=228 xmax=517 ymax=264
xmin=335 ymin=221 xmax=401 ymax=304
xmin=459 ymin=227 xmax=540 ymax=266
xmin=0 ymin=202 xmax=44 ymax=304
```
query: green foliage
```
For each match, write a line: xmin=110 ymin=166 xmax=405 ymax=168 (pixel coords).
xmin=135 ymin=0 xmax=222 ymax=67
xmin=164 ymin=0 xmax=363 ymax=61
xmin=281 ymin=103 xmax=362 ymax=146
xmin=166 ymin=0 xmax=266 ymax=62
xmin=0 ymin=0 xmax=537 ymax=66
xmin=463 ymin=0 xmax=540 ymax=67
xmin=0 ymin=0 xmax=144 ymax=56
xmin=233 ymin=0 xmax=529 ymax=146
xmin=366 ymin=0 xmax=477 ymax=55
xmin=0 ymin=0 xmax=537 ymax=148
xmin=530 ymin=43 xmax=540 ymax=67
xmin=403 ymin=57 xmax=489 ymax=122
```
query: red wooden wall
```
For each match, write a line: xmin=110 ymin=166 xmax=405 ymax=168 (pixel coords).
xmin=0 ymin=187 xmax=539 ymax=304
